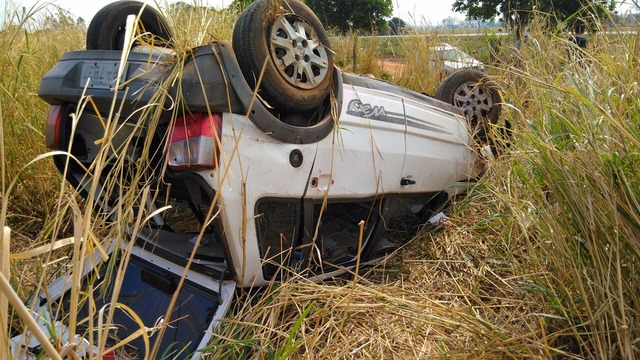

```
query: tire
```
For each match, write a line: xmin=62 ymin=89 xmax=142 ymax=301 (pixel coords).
xmin=232 ymin=0 xmax=334 ymax=112
xmin=435 ymin=70 xmax=504 ymax=143
xmin=86 ymin=1 xmax=172 ymax=50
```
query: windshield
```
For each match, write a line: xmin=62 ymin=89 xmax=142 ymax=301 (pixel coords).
xmin=438 ymin=48 xmax=471 ymax=62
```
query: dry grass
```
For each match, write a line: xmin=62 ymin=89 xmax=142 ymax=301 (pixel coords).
xmin=0 ymin=5 xmax=85 ymax=236
xmin=204 ymin=218 xmax=559 ymax=359
xmin=331 ymin=29 xmax=447 ymax=95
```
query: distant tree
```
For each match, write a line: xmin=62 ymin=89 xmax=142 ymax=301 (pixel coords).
xmin=76 ymin=17 xmax=86 ymax=30
xmin=228 ymin=0 xmax=255 ymax=12
xmin=387 ymin=16 xmax=408 ymax=34
xmin=441 ymin=16 xmax=463 ymax=29
xmin=42 ymin=8 xmax=75 ymax=30
xmin=169 ymin=1 xmax=195 ymax=12
xmin=452 ymin=0 xmax=617 ymax=35
xmin=168 ymin=1 xmax=219 ymax=19
xmin=305 ymin=0 xmax=393 ymax=34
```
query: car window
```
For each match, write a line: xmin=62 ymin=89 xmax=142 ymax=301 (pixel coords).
xmin=441 ymin=49 xmax=467 ymax=62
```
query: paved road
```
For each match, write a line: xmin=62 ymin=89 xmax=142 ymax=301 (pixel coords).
xmin=362 ymin=29 xmax=637 ymax=39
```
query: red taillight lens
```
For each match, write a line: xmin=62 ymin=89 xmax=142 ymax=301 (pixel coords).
xmin=102 ymin=349 xmax=117 ymax=360
xmin=167 ymin=113 xmax=222 ymax=170
xmin=45 ymin=105 xmax=64 ymax=149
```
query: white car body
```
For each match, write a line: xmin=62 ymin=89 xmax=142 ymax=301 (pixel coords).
xmin=210 ymin=81 xmax=479 ymax=286
xmin=432 ymin=43 xmax=486 ymax=73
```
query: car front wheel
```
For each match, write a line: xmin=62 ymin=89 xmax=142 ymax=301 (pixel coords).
xmin=435 ymin=70 xmax=504 ymax=144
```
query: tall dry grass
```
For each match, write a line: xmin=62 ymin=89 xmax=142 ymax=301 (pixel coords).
xmin=0 ymin=4 xmax=85 ymax=235
xmin=331 ymin=29 xmax=448 ymax=95
xmin=476 ymin=18 xmax=640 ymax=358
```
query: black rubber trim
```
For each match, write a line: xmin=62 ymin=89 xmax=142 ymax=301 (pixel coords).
xmin=38 ymin=49 xmax=174 ymax=122
xmin=40 ymin=42 xmax=342 ymax=144
xmin=211 ymin=41 xmax=342 ymax=144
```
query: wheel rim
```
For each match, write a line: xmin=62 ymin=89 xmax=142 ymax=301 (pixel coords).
xmin=269 ymin=15 xmax=330 ymax=89
xmin=453 ymin=81 xmax=494 ymax=125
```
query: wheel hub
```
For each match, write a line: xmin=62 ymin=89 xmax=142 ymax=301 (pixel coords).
xmin=270 ymin=15 xmax=329 ymax=89
xmin=453 ymin=81 xmax=493 ymax=124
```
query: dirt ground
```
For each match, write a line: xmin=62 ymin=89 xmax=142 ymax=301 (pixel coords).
xmin=377 ymin=58 xmax=406 ymax=77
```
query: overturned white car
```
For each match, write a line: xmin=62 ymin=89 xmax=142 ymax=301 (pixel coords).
xmin=11 ymin=0 xmax=504 ymax=358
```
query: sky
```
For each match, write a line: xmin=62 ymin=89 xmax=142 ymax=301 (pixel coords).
xmin=3 ymin=0 xmax=464 ymax=26
xmin=3 ymin=0 xmax=638 ymax=27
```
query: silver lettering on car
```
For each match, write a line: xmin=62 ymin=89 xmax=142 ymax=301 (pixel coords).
xmin=347 ymin=99 xmax=387 ymax=119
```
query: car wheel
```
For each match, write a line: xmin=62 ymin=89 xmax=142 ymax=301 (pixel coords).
xmin=232 ymin=0 xmax=334 ymax=112
xmin=435 ymin=70 xmax=503 ymax=143
xmin=86 ymin=1 xmax=172 ymax=50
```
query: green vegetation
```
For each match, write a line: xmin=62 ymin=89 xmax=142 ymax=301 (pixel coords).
xmin=306 ymin=0 xmax=393 ymax=34
xmin=1 ymin=2 xmax=639 ymax=359
xmin=453 ymin=0 xmax=617 ymax=32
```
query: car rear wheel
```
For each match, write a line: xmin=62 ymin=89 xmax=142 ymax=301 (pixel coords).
xmin=435 ymin=70 xmax=504 ymax=143
xmin=232 ymin=0 xmax=334 ymax=112
xmin=86 ymin=1 xmax=173 ymax=50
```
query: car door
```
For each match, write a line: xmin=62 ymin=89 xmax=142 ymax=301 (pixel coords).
xmin=401 ymin=96 xmax=474 ymax=194
xmin=299 ymin=81 xmax=407 ymax=273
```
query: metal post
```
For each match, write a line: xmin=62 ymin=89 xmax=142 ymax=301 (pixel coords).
xmin=1 ymin=226 xmax=9 ymax=347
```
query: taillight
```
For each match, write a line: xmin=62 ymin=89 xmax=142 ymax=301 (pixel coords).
xmin=167 ymin=113 xmax=222 ymax=169
xmin=45 ymin=105 xmax=64 ymax=149
xmin=102 ymin=349 xmax=117 ymax=360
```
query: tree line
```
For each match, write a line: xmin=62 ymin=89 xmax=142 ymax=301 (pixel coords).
xmin=229 ymin=0 xmax=621 ymax=35
xmin=30 ymin=0 xmax=624 ymax=35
